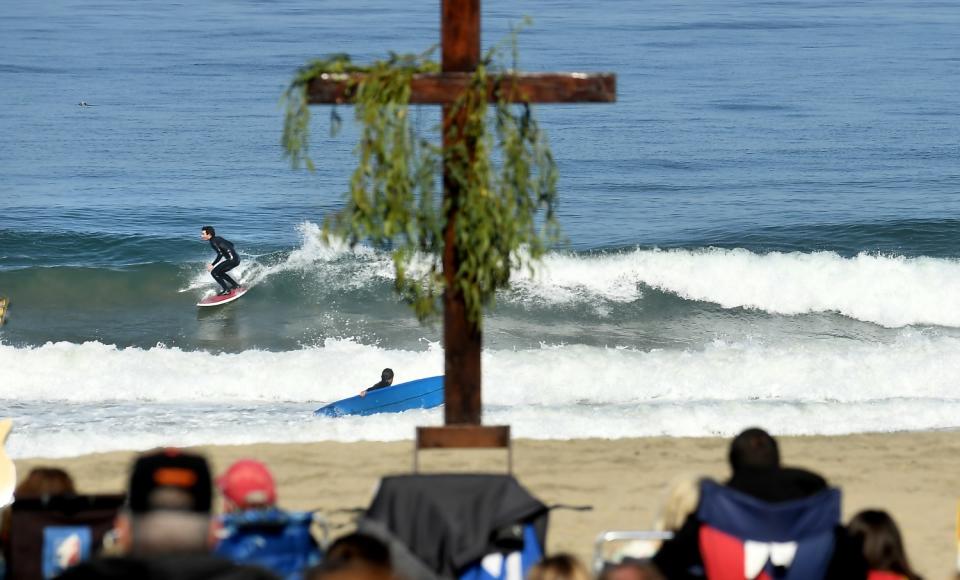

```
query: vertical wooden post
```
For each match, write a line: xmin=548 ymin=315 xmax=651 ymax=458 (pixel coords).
xmin=305 ymin=0 xmax=614 ymax=439
xmin=441 ymin=0 xmax=483 ymax=425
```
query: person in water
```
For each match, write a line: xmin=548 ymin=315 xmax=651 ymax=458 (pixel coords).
xmin=360 ymin=368 xmax=394 ymax=397
xmin=201 ymin=226 xmax=241 ymax=295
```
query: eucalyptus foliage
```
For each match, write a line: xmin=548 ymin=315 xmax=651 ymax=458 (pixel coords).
xmin=282 ymin=33 xmax=559 ymax=327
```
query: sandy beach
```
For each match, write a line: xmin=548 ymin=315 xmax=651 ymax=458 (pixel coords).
xmin=14 ymin=431 xmax=960 ymax=578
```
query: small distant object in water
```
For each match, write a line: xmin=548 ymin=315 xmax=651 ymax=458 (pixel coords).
xmin=0 ymin=297 xmax=8 ymax=326
xmin=78 ymin=100 xmax=95 ymax=107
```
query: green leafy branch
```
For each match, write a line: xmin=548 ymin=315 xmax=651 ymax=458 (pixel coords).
xmin=281 ymin=24 xmax=560 ymax=327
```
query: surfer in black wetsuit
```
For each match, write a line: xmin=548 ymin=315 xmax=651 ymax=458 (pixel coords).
xmin=200 ymin=226 xmax=241 ymax=295
xmin=360 ymin=368 xmax=394 ymax=397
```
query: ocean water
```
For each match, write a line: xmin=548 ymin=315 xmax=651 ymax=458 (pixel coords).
xmin=3 ymin=0 xmax=960 ymax=458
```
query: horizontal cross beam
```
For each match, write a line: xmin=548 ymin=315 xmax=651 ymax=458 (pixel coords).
xmin=307 ymin=72 xmax=615 ymax=105
xmin=414 ymin=425 xmax=513 ymax=472
xmin=416 ymin=425 xmax=511 ymax=449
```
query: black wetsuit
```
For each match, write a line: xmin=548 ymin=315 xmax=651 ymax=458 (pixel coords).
xmin=367 ymin=379 xmax=392 ymax=393
xmin=209 ymin=235 xmax=240 ymax=292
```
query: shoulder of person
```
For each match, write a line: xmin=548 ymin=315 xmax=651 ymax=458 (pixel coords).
xmin=161 ymin=554 xmax=280 ymax=580
xmin=54 ymin=557 xmax=151 ymax=579
xmin=56 ymin=554 xmax=280 ymax=580
xmin=825 ymin=524 xmax=869 ymax=580
xmin=779 ymin=466 xmax=828 ymax=491
xmin=651 ymin=514 xmax=705 ymax=579
xmin=212 ymin=564 xmax=282 ymax=580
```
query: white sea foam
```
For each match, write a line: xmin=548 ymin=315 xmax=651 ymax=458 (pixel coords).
xmin=510 ymin=247 xmax=960 ymax=328
xmin=4 ymin=332 xmax=960 ymax=457
xmin=0 ymin=338 xmax=443 ymax=403
xmin=12 ymin=398 xmax=960 ymax=460
xmin=179 ymin=222 xmax=387 ymax=295
xmin=185 ymin=224 xmax=960 ymax=328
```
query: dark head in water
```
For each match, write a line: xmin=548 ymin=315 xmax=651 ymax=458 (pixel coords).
xmin=381 ymin=368 xmax=394 ymax=385
xmin=201 ymin=226 xmax=215 ymax=240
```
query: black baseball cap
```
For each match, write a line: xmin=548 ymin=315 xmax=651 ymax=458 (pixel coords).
xmin=128 ymin=448 xmax=213 ymax=514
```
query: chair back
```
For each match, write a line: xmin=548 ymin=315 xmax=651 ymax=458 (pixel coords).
xmin=360 ymin=474 xmax=549 ymax=580
xmin=697 ymin=480 xmax=840 ymax=580
xmin=7 ymin=494 xmax=124 ymax=580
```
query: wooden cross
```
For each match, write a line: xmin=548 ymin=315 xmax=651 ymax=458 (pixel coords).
xmin=307 ymin=0 xmax=615 ymax=448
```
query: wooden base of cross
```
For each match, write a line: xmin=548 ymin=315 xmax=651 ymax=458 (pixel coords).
xmin=414 ymin=425 xmax=512 ymax=473
xmin=306 ymin=0 xmax=615 ymax=466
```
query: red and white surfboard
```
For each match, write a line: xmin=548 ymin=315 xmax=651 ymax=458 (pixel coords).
xmin=197 ymin=286 xmax=248 ymax=307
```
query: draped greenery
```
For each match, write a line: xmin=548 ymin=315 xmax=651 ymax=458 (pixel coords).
xmin=282 ymin=30 xmax=559 ymax=327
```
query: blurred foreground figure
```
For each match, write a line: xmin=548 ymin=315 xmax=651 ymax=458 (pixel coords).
xmin=57 ymin=448 xmax=278 ymax=580
xmin=214 ymin=459 xmax=322 ymax=580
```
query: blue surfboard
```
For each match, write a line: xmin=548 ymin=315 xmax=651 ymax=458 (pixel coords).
xmin=313 ymin=375 xmax=444 ymax=417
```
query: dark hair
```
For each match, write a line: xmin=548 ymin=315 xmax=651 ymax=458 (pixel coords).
xmin=848 ymin=510 xmax=922 ymax=580
xmin=728 ymin=428 xmax=780 ymax=471
xmin=1 ymin=467 xmax=77 ymax=542
xmin=16 ymin=467 xmax=76 ymax=497
xmin=598 ymin=560 xmax=662 ymax=580
xmin=381 ymin=368 xmax=394 ymax=381
xmin=528 ymin=553 xmax=591 ymax=580
xmin=201 ymin=226 xmax=215 ymax=236
xmin=307 ymin=533 xmax=393 ymax=578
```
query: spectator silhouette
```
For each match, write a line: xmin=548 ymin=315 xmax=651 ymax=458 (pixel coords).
xmin=725 ymin=428 xmax=826 ymax=502
xmin=652 ymin=427 xmax=867 ymax=579
xmin=2 ymin=467 xmax=76 ymax=537
xmin=527 ymin=553 xmax=590 ymax=580
xmin=218 ymin=459 xmax=278 ymax=513
xmin=214 ymin=459 xmax=322 ymax=579
xmin=847 ymin=510 xmax=922 ymax=580
xmin=599 ymin=560 xmax=665 ymax=580
xmin=305 ymin=533 xmax=392 ymax=580
xmin=654 ymin=474 xmax=706 ymax=534
xmin=1 ymin=467 xmax=77 ymax=572
xmin=56 ymin=448 xmax=278 ymax=579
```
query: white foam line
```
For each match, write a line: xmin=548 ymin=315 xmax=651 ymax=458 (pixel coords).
xmin=180 ymin=225 xmax=960 ymax=328
xmin=3 ymin=332 xmax=959 ymax=405
xmin=509 ymin=248 xmax=960 ymax=328
xmin=10 ymin=398 xmax=960 ymax=459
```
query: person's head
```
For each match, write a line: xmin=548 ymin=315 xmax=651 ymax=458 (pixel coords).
xmin=381 ymin=368 xmax=394 ymax=385
xmin=528 ymin=553 xmax=591 ymax=580
xmin=201 ymin=226 xmax=215 ymax=240
xmin=728 ymin=427 xmax=780 ymax=472
xmin=15 ymin=467 xmax=76 ymax=497
xmin=654 ymin=474 xmax=704 ymax=533
xmin=306 ymin=533 xmax=392 ymax=580
xmin=216 ymin=458 xmax=277 ymax=512
xmin=848 ymin=510 xmax=921 ymax=580
xmin=114 ymin=448 xmax=214 ymax=556
xmin=599 ymin=561 xmax=666 ymax=580
xmin=1 ymin=467 xmax=77 ymax=541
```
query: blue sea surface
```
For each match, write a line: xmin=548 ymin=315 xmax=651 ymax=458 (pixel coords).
xmin=2 ymin=0 xmax=960 ymax=456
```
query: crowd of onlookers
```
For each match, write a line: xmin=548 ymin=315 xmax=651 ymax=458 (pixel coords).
xmin=0 ymin=428 xmax=944 ymax=579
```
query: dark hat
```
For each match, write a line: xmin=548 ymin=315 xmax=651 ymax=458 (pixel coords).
xmin=128 ymin=448 xmax=212 ymax=514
